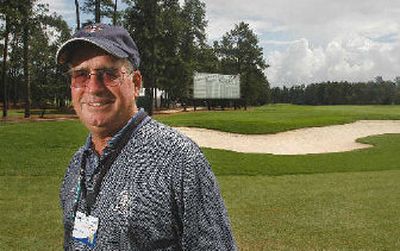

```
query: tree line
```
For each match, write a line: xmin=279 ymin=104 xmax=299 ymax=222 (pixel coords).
xmin=0 ymin=0 xmax=269 ymax=117
xmin=271 ymin=77 xmax=400 ymax=105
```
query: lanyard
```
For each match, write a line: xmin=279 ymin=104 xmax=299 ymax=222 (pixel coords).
xmin=72 ymin=111 xmax=147 ymax=216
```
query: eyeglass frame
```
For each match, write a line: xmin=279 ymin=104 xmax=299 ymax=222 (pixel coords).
xmin=66 ymin=67 xmax=134 ymax=89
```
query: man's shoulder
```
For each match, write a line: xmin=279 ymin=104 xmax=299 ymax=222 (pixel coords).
xmin=139 ymin=118 xmax=194 ymax=143
xmin=135 ymin=118 xmax=202 ymax=155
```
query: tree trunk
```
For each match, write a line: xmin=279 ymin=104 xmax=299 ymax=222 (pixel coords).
xmin=113 ymin=0 xmax=118 ymax=25
xmin=75 ymin=0 xmax=80 ymax=30
xmin=23 ymin=8 xmax=31 ymax=118
xmin=2 ymin=15 xmax=10 ymax=118
xmin=13 ymin=72 xmax=17 ymax=107
xmin=145 ymin=87 xmax=153 ymax=116
xmin=154 ymin=87 xmax=158 ymax=109
xmin=95 ymin=0 xmax=101 ymax=23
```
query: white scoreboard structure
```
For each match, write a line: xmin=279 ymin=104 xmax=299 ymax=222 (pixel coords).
xmin=193 ymin=72 xmax=240 ymax=99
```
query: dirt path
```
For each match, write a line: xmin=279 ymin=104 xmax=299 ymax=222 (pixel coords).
xmin=175 ymin=120 xmax=400 ymax=155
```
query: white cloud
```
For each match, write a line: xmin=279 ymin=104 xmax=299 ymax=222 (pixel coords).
xmin=37 ymin=0 xmax=76 ymax=32
xmin=38 ymin=0 xmax=75 ymax=21
xmin=261 ymin=39 xmax=304 ymax=46
xmin=267 ymin=35 xmax=400 ymax=86
xmin=37 ymin=0 xmax=92 ymax=30
xmin=204 ymin=0 xmax=400 ymax=36
xmin=267 ymin=39 xmax=325 ymax=85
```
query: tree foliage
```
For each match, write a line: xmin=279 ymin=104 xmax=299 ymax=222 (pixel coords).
xmin=158 ymin=0 xmax=185 ymax=99
xmin=81 ymin=0 xmax=115 ymax=24
xmin=271 ymin=77 xmax=400 ymax=105
xmin=123 ymin=4 xmax=270 ymax=107
xmin=0 ymin=0 xmax=71 ymax=116
xmin=214 ymin=22 xmax=270 ymax=105
xmin=123 ymin=0 xmax=211 ymax=106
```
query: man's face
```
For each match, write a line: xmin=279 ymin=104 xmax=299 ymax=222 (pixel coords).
xmin=70 ymin=47 xmax=141 ymax=136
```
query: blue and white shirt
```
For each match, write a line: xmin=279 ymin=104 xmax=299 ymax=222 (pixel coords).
xmin=60 ymin=109 xmax=237 ymax=250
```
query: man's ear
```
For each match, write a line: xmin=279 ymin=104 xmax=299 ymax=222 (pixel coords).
xmin=132 ymin=70 xmax=142 ymax=97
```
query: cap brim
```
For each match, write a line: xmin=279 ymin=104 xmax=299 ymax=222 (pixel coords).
xmin=56 ymin=37 xmax=129 ymax=65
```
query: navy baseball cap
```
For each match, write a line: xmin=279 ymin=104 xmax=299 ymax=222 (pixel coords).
xmin=56 ymin=23 xmax=140 ymax=69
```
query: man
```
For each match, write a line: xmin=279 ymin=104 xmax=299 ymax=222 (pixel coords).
xmin=56 ymin=23 xmax=236 ymax=250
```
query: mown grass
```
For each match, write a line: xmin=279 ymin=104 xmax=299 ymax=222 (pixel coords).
xmin=155 ymin=104 xmax=400 ymax=134
xmin=1 ymin=105 xmax=400 ymax=250
xmin=0 ymin=176 xmax=63 ymax=250
xmin=220 ymin=170 xmax=400 ymax=250
xmin=0 ymin=121 xmax=87 ymax=176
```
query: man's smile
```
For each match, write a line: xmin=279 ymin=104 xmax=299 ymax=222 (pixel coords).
xmin=81 ymin=99 xmax=115 ymax=108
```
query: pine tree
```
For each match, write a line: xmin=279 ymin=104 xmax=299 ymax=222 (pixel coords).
xmin=124 ymin=0 xmax=163 ymax=114
xmin=179 ymin=0 xmax=208 ymax=101
xmin=215 ymin=22 xmax=270 ymax=105
xmin=81 ymin=0 xmax=115 ymax=24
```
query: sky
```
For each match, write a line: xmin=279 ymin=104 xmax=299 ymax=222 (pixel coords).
xmin=39 ymin=0 xmax=400 ymax=87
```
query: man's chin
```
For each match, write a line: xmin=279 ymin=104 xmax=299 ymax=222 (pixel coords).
xmin=81 ymin=117 xmax=111 ymax=132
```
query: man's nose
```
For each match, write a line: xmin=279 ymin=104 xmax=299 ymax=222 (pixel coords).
xmin=85 ymin=72 xmax=107 ymax=92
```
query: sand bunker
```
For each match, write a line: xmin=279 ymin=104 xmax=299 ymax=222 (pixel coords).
xmin=175 ymin=120 xmax=400 ymax=155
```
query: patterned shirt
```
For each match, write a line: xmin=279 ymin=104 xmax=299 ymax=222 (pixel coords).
xmin=60 ymin=109 xmax=237 ymax=250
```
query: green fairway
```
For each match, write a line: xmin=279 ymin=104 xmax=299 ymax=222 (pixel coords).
xmin=1 ymin=104 xmax=399 ymax=250
xmin=155 ymin=104 xmax=400 ymax=134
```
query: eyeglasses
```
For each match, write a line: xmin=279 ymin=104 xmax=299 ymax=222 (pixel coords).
xmin=67 ymin=68 xmax=132 ymax=89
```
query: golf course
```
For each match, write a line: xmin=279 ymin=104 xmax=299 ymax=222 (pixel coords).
xmin=1 ymin=104 xmax=400 ymax=250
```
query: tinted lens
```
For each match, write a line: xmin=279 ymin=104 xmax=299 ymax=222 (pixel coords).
xmin=101 ymin=69 xmax=120 ymax=84
xmin=70 ymin=70 xmax=89 ymax=88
